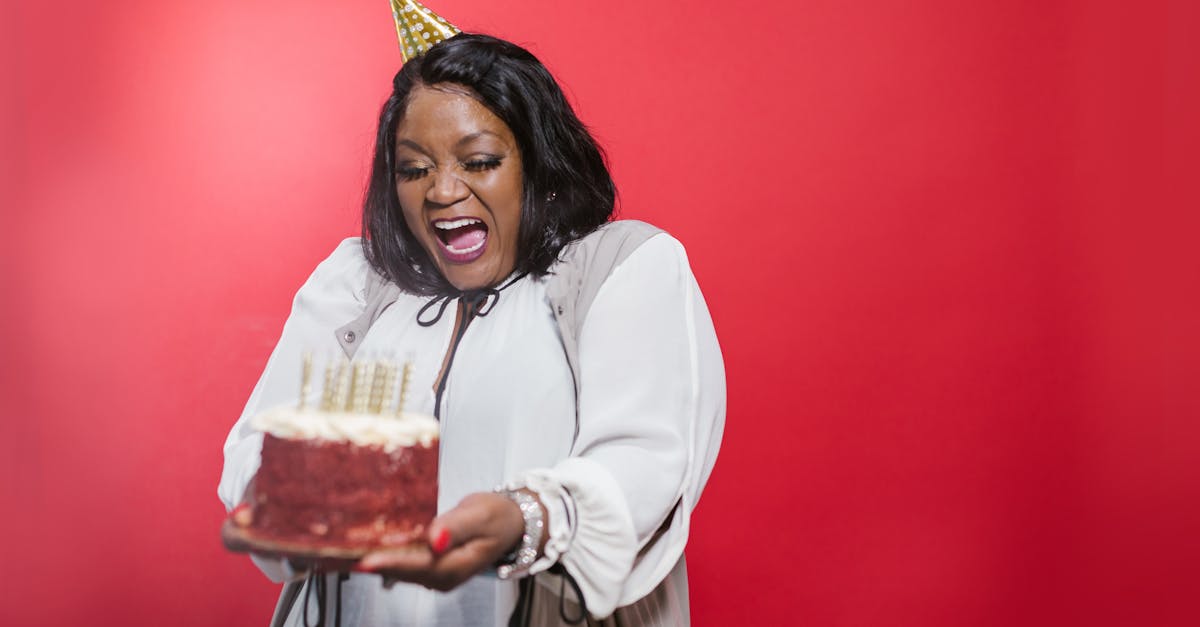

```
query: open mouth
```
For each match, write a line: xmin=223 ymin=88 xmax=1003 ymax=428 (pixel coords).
xmin=433 ymin=217 xmax=489 ymax=263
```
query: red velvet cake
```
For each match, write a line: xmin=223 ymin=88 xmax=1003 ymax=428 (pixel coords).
xmin=231 ymin=407 xmax=440 ymax=550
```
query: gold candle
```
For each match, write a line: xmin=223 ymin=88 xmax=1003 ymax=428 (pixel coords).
xmin=331 ymin=358 xmax=351 ymax=412
xmin=397 ymin=361 xmax=413 ymax=417
xmin=379 ymin=363 xmax=398 ymax=415
xmin=351 ymin=361 xmax=372 ymax=413
xmin=320 ymin=359 xmax=336 ymax=411
xmin=368 ymin=361 xmax=389 ymax=414
xmin=298 ymin=352 xmax=313 ymax=410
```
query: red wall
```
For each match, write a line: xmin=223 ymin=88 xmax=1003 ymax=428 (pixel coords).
xmin=3 ymin=1 xmax=1198 ymax=625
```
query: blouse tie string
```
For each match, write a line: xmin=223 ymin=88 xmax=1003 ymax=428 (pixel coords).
xmin=415 ymin=273 xmax=527 ymax=327
xmin=417 ymin=273 xmax=527 ymax=421
xmin=301 ymin=571 xmax=348 ymax=627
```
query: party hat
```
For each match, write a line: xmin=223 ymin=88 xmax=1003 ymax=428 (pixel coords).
xmin=390 ymin=0 xmax=461 ymax=63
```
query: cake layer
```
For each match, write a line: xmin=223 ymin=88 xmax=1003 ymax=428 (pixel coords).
xmin=249 ymin=433 xmax=438 ymax=547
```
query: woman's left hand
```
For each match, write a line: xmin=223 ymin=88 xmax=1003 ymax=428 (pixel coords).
xmin=357 ymin=492 xmax=525 ymax=591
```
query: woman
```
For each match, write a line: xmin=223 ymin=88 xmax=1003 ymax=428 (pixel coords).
xmin=219 ymin=34 xmax=725 ymax=626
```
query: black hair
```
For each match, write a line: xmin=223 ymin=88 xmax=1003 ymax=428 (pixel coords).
xmin=361 ymin=33 xmax=616 ymax=296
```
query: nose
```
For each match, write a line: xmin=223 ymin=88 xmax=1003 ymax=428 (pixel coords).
xmin=425 ymin=166 xmax=469 ymax=206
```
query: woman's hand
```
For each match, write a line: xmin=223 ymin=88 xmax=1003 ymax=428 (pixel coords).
xmin=357 ymin=491 xmax=528 ymax=591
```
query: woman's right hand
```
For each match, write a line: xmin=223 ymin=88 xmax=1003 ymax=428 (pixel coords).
xmin=356 ymin=491 xmax=533 ymax=591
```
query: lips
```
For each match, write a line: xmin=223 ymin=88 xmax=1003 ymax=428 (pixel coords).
xmin=432 ymin=217 xmax=489 ymax=263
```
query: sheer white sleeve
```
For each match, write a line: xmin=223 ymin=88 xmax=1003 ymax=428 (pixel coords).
xmin=516 ymin=233 xmax=726 ymax=617
xmin=217 ymin=237 xmax=369 ymax=583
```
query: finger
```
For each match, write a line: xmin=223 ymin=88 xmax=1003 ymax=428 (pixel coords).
xmin=358 ymin=493 xmax=526 ymax=591
xmin=427 ymin=537 xmax=504 ymax=577
xmin=430 ymin=526 xmax=452 ymax=555
xmin=360 ymin=535 xmax=506 ymax=591
xmin=393 ymin=538 xmax=503 ymax=591
xmin=358 ymin=543 xmax=434 ymax=573
xmin=427 ymin=493 xmax=505 ymax=555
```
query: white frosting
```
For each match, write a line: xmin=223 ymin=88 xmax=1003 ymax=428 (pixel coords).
xmin=252 ymin=406 xmax=439 ymax=451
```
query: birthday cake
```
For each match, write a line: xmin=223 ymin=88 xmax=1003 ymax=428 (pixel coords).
xmin=227 ymin=360 xmax=439 ymax=552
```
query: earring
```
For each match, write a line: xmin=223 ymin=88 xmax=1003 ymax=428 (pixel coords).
xmin=545 ymin=191 xmax=557 ymax=203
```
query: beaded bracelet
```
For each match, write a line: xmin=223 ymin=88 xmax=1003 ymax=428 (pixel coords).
xmin=495 ymin=488 xmax=544 ymax=579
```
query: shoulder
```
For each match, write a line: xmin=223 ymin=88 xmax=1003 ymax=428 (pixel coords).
xmin=554 ymin=220 xmax=687 ymax=278
xmin=545 ymin=220 xmax=693 ymax=322
xmin=592 ymin=219 xmax=664 ymax=239
xmin=316 ymin=237 xmax=370 ymax=274
xmin=564 ymin=219 xmax=665 ymax=258
xmin=602 ymin=228 xmax=693 ymax=292
xmin=295 ymin=237 xmax=374 ymax=306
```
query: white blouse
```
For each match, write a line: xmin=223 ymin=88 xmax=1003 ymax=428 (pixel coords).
xmin=218 ymin=231 xmax=726 ymax=626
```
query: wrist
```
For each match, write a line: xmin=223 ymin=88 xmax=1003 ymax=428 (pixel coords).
xmin=494 ymin=488 xmax=545 ymax=579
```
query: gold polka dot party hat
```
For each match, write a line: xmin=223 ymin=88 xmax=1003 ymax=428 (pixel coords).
xmin=390 ymin=0 xmax=461 ymax=63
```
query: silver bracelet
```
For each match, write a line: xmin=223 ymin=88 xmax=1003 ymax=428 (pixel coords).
xmin=495 ymin=488 xmax=544 ymax=579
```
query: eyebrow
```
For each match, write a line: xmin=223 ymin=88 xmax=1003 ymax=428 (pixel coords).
xmin=456 ymin=130 xmax=505 ymax=148
xmin=395 ymin=131 xmax=507 ymax=156
xmin=396 ymin=138 xmax=428 ymax=154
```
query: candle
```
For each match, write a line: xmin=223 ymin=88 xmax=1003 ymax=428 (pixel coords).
xmin=368 ymin=361 xmax=389 ymax=414
xmin=320 ymin=358 xmax=336 ymax=412
xmin=298 ymin=352 xmax=313 ymax=410
xmin=397 ymin=361 xmax=413 ymax=417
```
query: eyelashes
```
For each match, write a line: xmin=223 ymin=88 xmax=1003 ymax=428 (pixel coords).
xmin=395 ymin=157 xmax=503 ymax=181
xmin=396 ymin=166 xmax=430 ymax=181
xmin=463 ymin=157 xmax=502 ymax=172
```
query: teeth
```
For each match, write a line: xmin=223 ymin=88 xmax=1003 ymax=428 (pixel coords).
xmin=434 ymin=217 xmax=482 ymax=230
xmin=445 ymin=238 xmax=485 ymax=254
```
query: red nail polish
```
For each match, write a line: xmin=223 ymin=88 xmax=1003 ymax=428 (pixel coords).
xmin=432 ymin=528 xmax=451 ymax=554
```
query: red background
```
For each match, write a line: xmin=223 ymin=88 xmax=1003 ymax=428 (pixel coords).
xmin=3 ymin=1 xmax=1198 ymax=625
